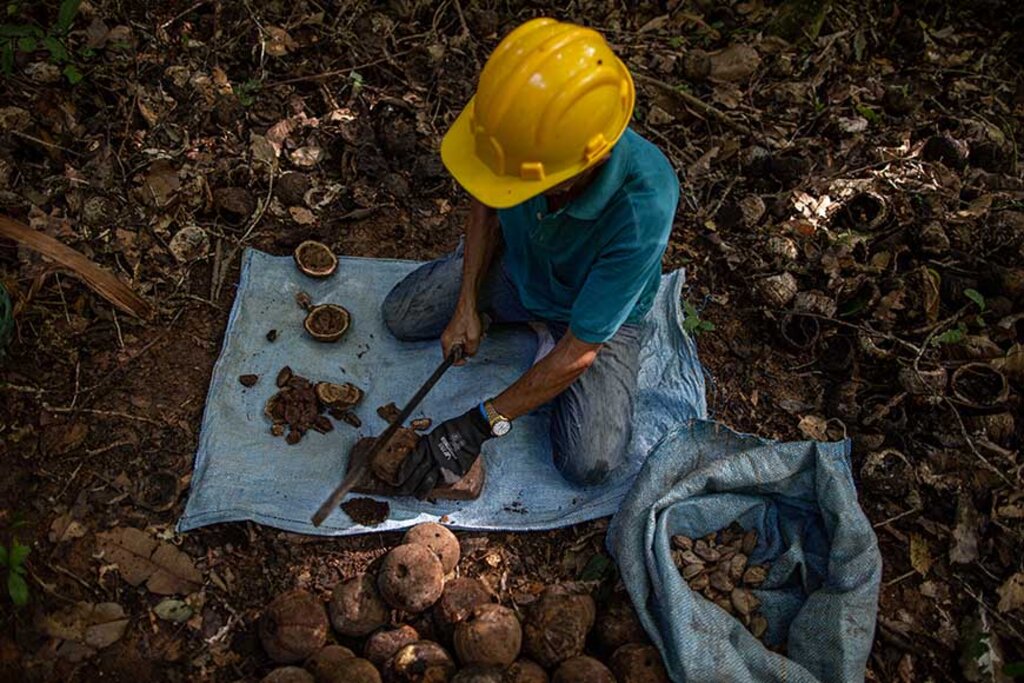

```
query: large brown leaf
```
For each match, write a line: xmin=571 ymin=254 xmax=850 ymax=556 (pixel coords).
xmin=97 ymin=527 xmax=201 ymax=595
xmin=39 ymin=601 xmax=129 ymax=662
xmin=0 ymin=214 xmax=152 ymax=319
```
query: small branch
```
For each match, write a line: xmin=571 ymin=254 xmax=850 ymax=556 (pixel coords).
xmin=634 ymin=73 xmax=752 ymax=136
xmin=263 ymin=51 xmax=415 ymax=88
xmin=9 ymin=130 xmax=81 ymax=157
xmin=43 ymin=404 xmax=166 ymax=427
xmin=943 ymin=398 xmax=1013 ymax=488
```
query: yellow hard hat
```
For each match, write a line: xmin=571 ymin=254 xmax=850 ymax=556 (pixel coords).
xmin=441 ymin=18 xmax=635 ymax=209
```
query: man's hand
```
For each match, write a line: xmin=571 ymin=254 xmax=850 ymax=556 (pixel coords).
xmin=441 ymin=305 xmax=482 ymax=366
xmin=397 ymin=407 xmax=491 ymax=499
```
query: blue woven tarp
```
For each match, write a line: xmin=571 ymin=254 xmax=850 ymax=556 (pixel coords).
xmin=181 ymin=249 xmax=882 ymax=680
xmin=607 ymin=420 xmax=882 ymax=682
xmin=178 ymin=249 xmax=706 ymax=535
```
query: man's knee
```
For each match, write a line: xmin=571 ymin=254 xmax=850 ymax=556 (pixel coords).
xmin=380 ymin=286 xmax=417 ymax=340
xmin=551 ymin=424 xmax=629 ymax=486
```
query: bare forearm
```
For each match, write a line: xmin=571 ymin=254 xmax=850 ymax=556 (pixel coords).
xmin=491 ymin=332 xmax=600 ymax=420
xmin=458 ymin=199 xmax=499 ymax=310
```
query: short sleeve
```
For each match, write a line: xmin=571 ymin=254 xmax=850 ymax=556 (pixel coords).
xmin=568 ymin=200 xmax=670 ymax=343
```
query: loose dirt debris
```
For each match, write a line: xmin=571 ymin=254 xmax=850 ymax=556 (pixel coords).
xmin=340 ymin=498 xmax=391 ymax=527
xmin=0 ymin=0 xmax=1022 ymax=681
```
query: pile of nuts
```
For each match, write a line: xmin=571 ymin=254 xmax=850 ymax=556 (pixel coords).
xmin=263 ymin=366 xmax=364 ymax=444
xmin=671 ymin=523 xmax=769 ymax=639
xmin=258 ymin=522 xmax=672 ymax=683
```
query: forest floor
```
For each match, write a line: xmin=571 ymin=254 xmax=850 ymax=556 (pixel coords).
xmin=1 ymin=0 xmax=1023 ymax=681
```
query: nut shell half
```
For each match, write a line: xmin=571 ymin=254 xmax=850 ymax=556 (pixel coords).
xmin=315 ymin=382 xmax=364 ymax=409
xmin=304 ymin=304 xmax=351 ymax=343
xmin=294 ymin=240 xmax=338 ymax=278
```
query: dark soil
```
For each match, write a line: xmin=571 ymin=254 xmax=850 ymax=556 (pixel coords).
xmin=341 ymin=498 xmax=391 ymax=527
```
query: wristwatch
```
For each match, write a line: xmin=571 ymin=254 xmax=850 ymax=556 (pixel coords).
xmin=480 ymin=400 xmax=512 ymax=437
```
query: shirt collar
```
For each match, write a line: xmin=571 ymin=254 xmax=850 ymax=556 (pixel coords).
xmin=564 ymin=129 xmax=632 ymax=221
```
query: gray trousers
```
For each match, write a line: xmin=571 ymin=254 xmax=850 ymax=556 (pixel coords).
xmin=381 ymin=246 xmax=641 ymax=486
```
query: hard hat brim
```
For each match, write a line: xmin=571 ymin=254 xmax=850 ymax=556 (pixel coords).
xmin=440 ymin=98 xmax=587 ymax=210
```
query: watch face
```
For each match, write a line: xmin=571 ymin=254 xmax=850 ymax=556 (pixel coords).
xmin=492 ymin=419 xmax=512 ymax=437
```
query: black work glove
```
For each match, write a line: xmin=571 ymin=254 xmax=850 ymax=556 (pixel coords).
xmin=397 ymin=406 xmax=491 ymax=500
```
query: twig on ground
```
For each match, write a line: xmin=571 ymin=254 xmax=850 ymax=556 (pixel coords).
xmin=42 ymin=405 xmax=167 ymax=427
xmin=634 ymin=73 xmax=753 ymax=136
xmin=9 ymin=130 xmax=81 ymax=157
xmin=957 ymin=578 xmax=1024 ymax=643
xmin=884 ymin=570 xmax=917 ymax=587
xmin=263 ymin=51 xmax=415 ymax=87
xmin=159 ymin=0 xmax=210 ymax=31
xmin=943 ymin=398 xmax=1013 ymax=487
xmin=874 ymin=506 xmax=921 ymax=529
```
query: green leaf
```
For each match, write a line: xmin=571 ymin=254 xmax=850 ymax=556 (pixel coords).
xmin=1004 ymin=661 xmax=1024 ymax=676
xmin=15 ymin=35 xmax=34 ymax=51
xmin=62 ymin=63 xmax=81 ymax=83
xmin=9 ymin=539 xmax=29 ymax=568
xmin=933 ymin=323 xmax=967 ymax=346
xmin=856 ymin=104 xmax=879 ymax=123
xmin=699 ymin=320 xmax=716 ymax=332
xmin=965 ymin=288 xmax=986 ymax=311
xmin=42 ymin=35 xmax=67 ymax=62
xmin=7 ymin=571 xmax=28 ymax=606
xmin=579 ymin=553 xmax=613 ymax=581
xmin=0 ymin=41 xmax=12 ymax=74
xmin=56 ymin=0 xmax=82 ymax=34
xmin=0 ymin=23 xmax=36 ymax=37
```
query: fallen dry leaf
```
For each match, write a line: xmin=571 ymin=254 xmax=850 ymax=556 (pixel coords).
xmin=0 ymin=106 xmax=31 ymax=133
xmin=909 ymin=533 xmax=933 ymax=576
xmin=40 ymin=422 xmax=88 ymax=455
xmin=997 ymin=573 xmax=1024 ymax=613
xmin=153 ymin=598 xmax=193 ymax=623
xmin=949 ymin=492 xmax=981 ymax=564
xmin=264 ymin=26 xmax=298 ymax=57
xmin=169 ymin=225 xmax=210 ymax=263
xmin=993 ymin=343 xmax=1024 ymax=383
xmin=250 ymin=133 xmax=278 ymax=168
xmin=289 ymin=206 xmax=317 ymax=225
xmin=96 ymin=527 xmax=201 ymax=595
xmin=141 ymin=159 xmax=180 ymax=208
xmin=40 ymin=601 xmax=129 ymax=662
xmin=49 ymin=513 xmax=87 ymax=544
xmin=709 ymin=44 xmax=761 ymax=82
xmin=797 ymin=414 xmax=828 ymax=441
xmin=290 ymin=146 xmax=324 ymax=168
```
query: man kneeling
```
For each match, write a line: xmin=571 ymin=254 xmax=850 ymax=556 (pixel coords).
xmin=381 ymin=18 xmax=679 ymax=498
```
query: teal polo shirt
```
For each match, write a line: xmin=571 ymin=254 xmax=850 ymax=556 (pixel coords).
xmin=497 ymin=128 xmax=679 ymax=343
